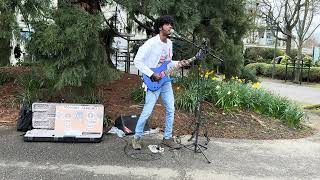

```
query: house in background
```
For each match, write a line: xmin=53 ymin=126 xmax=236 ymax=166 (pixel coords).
xmin=100 ymin=2 xmax=150 ymax=74
xmin=9 ymin=0 xmax=58 ymax=65
xmin=244 ymin=0 xmax=288 ymax=49
xmin=9 ymin=10 xmax=31 ymax=65
xmin=243 ymin=0 xmax=320 ymax=62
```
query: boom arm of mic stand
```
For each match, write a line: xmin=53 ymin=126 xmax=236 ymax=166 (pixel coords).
xmin=171 ymin=36 xmax=224 ymax=62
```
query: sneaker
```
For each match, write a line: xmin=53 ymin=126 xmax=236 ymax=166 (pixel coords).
xmin=132 ymin=138 xmax=142 ymax=150
xmin=162 ymin=138 xmax=181 ymax=149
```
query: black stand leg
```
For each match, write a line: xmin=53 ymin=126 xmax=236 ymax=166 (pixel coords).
xmin=184 ymin=119 xmax=211 ymax=163
xmin=183 ymin=46 xmax=211 ymax=164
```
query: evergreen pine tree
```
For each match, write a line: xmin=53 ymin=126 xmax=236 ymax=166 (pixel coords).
xmin=113 ymin=0 xmax=251 ymax=78
xmin=27 ymin=6 xmax=109 ymax=94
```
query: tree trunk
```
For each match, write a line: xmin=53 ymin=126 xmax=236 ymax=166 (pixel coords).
xmin=0 ymin=38 xmax=11 ymax=66
xmin=285 ymin=28 xmax=292 ymax=58
xmin=101 ymin=28 xmax=116 ymax=69
xmin=294 ymin=45 xmax=303 ymax=83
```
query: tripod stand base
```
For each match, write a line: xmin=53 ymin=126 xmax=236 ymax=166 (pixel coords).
xmin=184 ymin=142 xmax=211 ymax=164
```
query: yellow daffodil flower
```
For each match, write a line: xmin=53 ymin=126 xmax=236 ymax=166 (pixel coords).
xmin=252 ymin=82 xmax=261 ymax=89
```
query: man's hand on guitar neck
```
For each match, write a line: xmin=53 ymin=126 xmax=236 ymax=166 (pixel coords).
xmin=151 ymin=73 xmax=162 ymax=82
xmin=179 ymin=59 xmax=189 ymax=67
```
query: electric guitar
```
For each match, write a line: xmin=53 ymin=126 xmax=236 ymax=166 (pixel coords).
xmin=143 ymin=49 xmax=205 ymax=91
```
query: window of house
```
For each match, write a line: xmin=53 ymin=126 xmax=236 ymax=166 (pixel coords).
xmin=266 ymin=32 xmax=272 ymax=39
xmin=258 ymin=29 xmax=264 ymax=38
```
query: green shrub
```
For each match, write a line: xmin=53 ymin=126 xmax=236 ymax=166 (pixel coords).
xmin=303 ymin=55 xmax=312 ymax=67
xmin=174 ymin=76 xmax=305 ymax=128
xmin=0 ymin=68 xmax=28 ymax=85
xmin=175 ymin=85 xmax=198 ymax=113
xmin=246 ymin=63 xmax=320 ymax=82
xmin=290 ymin=49 xmax=299 ymax=59
xmin=27 ymin=7 xmax=106 ymax=91
xmin=22 ymin=7 xmax=121 ymax=104
xmin=244 ymin=47 xmax=264 ymax=64
xmin=239 ymin=66 xmax=258 ymax=83
xmin=278 ymin=54 xmax=291 ymax=65
xmin=0 ymin=38 xmax=11 ymax=66
xmin=130 ymin=86 xmax=145 ymax=103
xmin=281 ymin=103 xmax=304 ymax=127
xmin=175 ymin=75 xmax=198 ymax=89
xmin=212 ymin=81 xmax=241 ymax=112
xmin=261 ymin=48 xmax=285 ymax=60
xmin=95 ymin=64 xmax=121 ymax=84
xmin=222 ymin=40 xmax=244 ymax=79
xmin=15 ymin=59 xmax=36 ymax=67
xmin=16 ymin=72 xmax=43 ymax=109
xmin=244 ymin=47 xmax=284 ymax=64
xmin=0 ymin=71 xmax=13 ymax=85
xmin=74 ymin=90 xmax=104 ymax=104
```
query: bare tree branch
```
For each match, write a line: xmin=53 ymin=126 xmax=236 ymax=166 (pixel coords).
xmin=304 ymin=23 xmax=320 ymax=41
xmin=131 ymin=13 xmax=155 ymax=33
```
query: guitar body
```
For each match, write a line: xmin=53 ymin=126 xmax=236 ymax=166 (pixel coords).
xmin=142 ymin=48 xmax=205 ymax=91
xmin=142 ymin=61 xmax=174 ymax=91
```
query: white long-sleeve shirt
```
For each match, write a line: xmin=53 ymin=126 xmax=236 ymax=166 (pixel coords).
xmin=134 ymin=34 xmax=179 ymax=77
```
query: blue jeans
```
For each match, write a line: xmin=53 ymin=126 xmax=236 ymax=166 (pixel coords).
xmin=134 ymin=82 xmax=175 ymax=140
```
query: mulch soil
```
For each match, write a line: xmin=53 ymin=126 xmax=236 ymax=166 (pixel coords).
xmin=0 ymin=68 xmax=314 ymax=139
xmin=0 ymin=81 xmax=21 ymax=127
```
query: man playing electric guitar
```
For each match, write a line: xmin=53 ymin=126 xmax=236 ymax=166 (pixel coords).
xmin=132 ymin=15 xmax=189 ymax=150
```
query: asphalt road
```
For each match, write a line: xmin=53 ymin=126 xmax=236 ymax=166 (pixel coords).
xmin=1 ymin=126 xmax=320 ymax=180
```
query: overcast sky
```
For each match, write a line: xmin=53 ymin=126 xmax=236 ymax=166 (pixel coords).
xmin=314 ymin=15 xmax=320 ymax=43
xmin=260 ymin=0 xmax=320 ymax=44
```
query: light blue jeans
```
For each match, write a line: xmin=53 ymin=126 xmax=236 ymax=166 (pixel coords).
xmin=134 ymin=82 xmax=175 ymax=140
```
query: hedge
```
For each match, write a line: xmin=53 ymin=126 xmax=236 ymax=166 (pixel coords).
xmin=245 ymin=63 xmax=320 ymax=82
xmin=244 ymin=47 xmax=285 ymax=64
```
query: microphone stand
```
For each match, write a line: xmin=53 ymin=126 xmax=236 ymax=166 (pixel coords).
xmin=170 ymin=34 xmax=216 ymax=164
xmin=170 ymin=34 xmax=224 ymax=63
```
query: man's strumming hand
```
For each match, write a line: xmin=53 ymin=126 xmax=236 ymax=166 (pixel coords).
xmin=151 ymin=73 xmax=162 ymax=82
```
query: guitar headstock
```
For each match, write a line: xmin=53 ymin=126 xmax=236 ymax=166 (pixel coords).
xmin=195 ymin=48 xmax=206 ymax=60
xmin=195 ymin=41 xmax=208 ymax=60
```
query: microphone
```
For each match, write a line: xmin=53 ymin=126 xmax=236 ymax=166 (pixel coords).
xmin=170 ymin=29 xmax=182 ymax=39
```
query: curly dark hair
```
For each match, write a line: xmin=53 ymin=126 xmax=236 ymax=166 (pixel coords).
xmin=153 ymin=15 xmax=174 ymax=34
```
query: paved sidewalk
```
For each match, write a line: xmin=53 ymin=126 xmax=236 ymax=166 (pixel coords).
xmin=1 ymin=127 xmax=320 ymax=180
xmin=260 ymin=79 xmax=320 ymax=105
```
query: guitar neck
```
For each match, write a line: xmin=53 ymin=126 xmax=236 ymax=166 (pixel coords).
xmin=164 ymin=56 xmax=197 ymax=75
